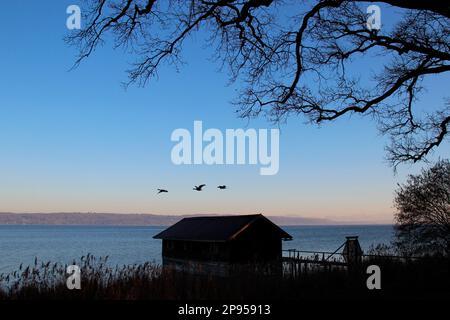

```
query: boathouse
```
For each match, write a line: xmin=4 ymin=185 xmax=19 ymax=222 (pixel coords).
xmin=153 ymin=214 xmax=292 ymax=274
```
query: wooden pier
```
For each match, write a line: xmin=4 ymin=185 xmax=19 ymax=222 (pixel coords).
xmin=282 ymin=249 xmax=348 ymax=277
xmin=281 ymin=236 xmax=422 ymax=278
xmin=281 ymin=236 xmax=363 ymax=276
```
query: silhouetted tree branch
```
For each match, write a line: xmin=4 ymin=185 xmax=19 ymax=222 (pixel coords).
xmin=66 ymin=0 xmax=450 ymax=167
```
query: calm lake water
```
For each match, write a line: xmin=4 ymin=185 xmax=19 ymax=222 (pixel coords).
xmin=0 ymin=225 xmax=394 ymax=274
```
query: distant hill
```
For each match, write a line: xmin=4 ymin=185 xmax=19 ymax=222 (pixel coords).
xmin=0 ymin=212 xmax=332 ymax=226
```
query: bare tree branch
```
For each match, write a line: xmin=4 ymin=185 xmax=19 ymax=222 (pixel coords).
xmin=66 ymin=0 xmax=450 ymax=167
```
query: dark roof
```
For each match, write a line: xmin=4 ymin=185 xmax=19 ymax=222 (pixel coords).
xmin=153 ymin=214 xmax=292 ymax=241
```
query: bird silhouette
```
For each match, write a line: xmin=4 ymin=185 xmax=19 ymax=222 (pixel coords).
xmin=156 ymin=189 xmax=168 ymax=194
xmin=193 ymin=184 xmax=206 ymax=191
xmin=217 ymin=185 xmax=227 ymax=190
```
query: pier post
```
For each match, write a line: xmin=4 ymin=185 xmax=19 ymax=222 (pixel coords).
xmin=342 ymin=236 xmax=363 ymax=271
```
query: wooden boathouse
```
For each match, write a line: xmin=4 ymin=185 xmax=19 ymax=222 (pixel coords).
xmin=153 ymin=214 xmax=292 ymax=274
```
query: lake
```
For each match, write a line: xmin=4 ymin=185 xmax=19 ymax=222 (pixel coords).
xmin=0 ymin=225 xmax=394 ymax=274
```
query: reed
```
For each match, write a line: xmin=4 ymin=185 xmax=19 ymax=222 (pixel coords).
xmin=0 ymin=254 xmax=448 ymax=300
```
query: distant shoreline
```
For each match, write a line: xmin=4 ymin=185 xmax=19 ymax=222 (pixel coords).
xmin=0 ymin=212 xmax=391 ymax=226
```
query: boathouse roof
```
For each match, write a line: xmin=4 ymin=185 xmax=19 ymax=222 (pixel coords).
xmin=153 ymin=214 xmax=292 ymax=242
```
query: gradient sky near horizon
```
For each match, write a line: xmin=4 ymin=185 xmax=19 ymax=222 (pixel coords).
xmin=0 ymin=1 xmax=448 ymax=223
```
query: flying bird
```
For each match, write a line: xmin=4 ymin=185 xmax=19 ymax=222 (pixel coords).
xmin=156 ymin=189 xmax=168 ymax=194
xmin=217 ymin=185 xmax=227 ymax=190
xmin=193 ymin=184 xmax=206 ymax=191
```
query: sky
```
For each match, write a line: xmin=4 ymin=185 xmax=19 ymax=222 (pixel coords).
xmin=0 ymin=1 xmax=448 ymax=223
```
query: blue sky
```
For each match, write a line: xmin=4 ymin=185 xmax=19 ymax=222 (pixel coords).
xmin=0 ymin=1 xmax=448 ymax=223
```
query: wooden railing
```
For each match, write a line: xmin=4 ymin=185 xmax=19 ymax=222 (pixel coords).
xmin=282 ymin=249 xmax=346 ymax=264
xmin=282 ymin=248 xmax=424 ymax=265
